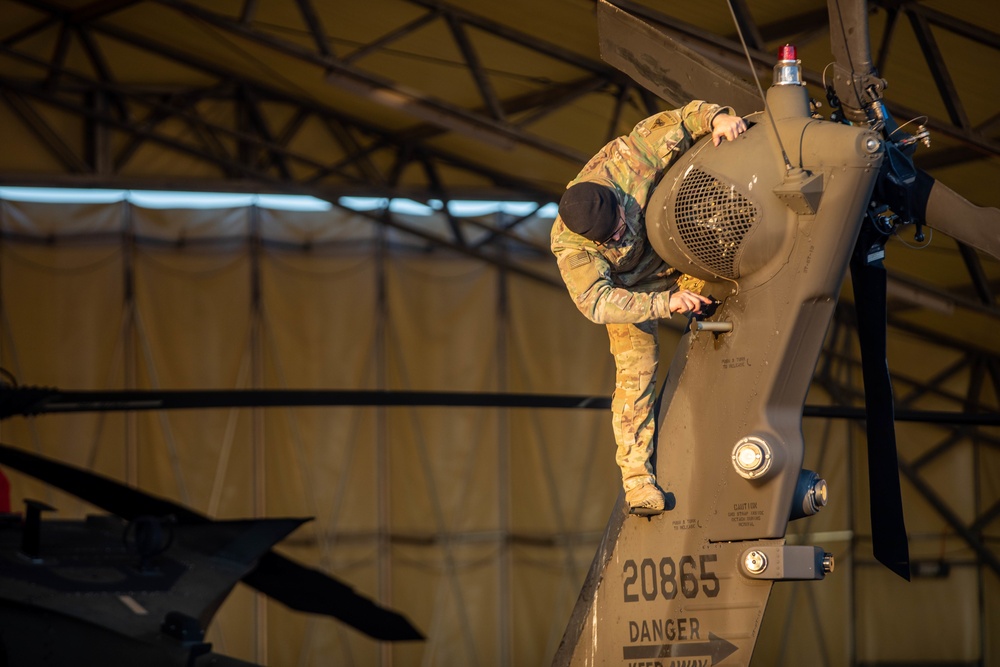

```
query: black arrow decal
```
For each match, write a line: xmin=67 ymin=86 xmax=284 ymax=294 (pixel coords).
xmin=623 ymin=633 xmax=738 ymax=666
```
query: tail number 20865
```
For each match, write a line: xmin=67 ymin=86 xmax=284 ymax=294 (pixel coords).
xmin=623 ymin=555 xmax=720 ymax=602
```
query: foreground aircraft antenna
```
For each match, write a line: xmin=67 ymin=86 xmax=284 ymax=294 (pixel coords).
xmin=723 ymin=0 xmax=794 ymax=174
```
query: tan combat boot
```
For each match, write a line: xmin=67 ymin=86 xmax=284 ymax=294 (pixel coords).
xmin=626 ymin=483 xmax=665 ymax=516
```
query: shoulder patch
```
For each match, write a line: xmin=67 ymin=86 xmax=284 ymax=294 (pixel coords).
xmin=567 ymin=251 xmax=592 ymax=269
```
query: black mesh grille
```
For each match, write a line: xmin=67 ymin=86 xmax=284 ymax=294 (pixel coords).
xmin=673 ymin=167 xmax=758 ymax=279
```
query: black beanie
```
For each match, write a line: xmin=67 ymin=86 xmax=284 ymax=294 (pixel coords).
xmin=558 ymin=182 xmax=619 ymax=242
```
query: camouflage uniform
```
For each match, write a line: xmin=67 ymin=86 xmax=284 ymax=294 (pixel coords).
xmin=550 ymin=100 xmax=732 ymax=492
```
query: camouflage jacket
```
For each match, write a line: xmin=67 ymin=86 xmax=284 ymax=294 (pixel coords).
xmin=550 ymin=101 xmax=732 ymax=325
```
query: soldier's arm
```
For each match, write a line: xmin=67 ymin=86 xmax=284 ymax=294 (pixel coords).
xmin=553 ymin=247 xmax=672 ymax=324
xmin=679 ymin=100 xmax=736 ymax=140
xmin=627 ymin=103 xmax=739 ymax=174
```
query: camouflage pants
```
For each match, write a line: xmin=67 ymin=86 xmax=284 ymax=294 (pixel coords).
xmin=607 ymin=320 xmax=659 ymax=492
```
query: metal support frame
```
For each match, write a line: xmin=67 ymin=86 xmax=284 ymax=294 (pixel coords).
xmin=2 ymin=0 xmax=996 ymax=202
xmin=3 ymin=0 xmax=597 ymax=197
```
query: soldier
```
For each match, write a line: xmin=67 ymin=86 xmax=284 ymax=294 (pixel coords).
xmin=551 ymin=101 xmax=747 ymax=515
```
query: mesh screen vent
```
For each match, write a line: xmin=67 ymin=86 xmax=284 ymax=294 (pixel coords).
xmin=673 ymin=167 xmax=758 ymax=279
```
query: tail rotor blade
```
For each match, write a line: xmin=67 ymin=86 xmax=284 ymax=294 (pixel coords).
xmin=922 ymin=175 xmax=1000 ymax=260
xmin=850 ymin=230 xmax=911 ymax=581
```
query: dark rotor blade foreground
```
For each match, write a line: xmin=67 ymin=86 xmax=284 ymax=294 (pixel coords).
xmin=850 ymin=228 xmax=911 ymax=582
xmin=0 ymin=442 xmax=423 ymax=641
xmin=244 ymin=553 xmax=422 ymax=641
xmin=596 ymin=0 xmax=761 ymax=116
xmin=4 ymin=384 xmax=996 ymax=424
xmin=0 ymin=442 xmax=203 ymax=523
xmin=0 ymin=386 xmax=610 ymax=419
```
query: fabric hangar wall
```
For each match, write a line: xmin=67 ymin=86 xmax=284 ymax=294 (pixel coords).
xmin=0 ymin=198 xmax=995 ymax=666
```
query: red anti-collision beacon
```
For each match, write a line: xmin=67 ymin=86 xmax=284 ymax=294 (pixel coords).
xmin=774 ymin=44 xmax=803 ymax=86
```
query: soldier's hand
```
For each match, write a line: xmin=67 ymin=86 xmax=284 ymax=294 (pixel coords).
xmin=712 ymin=113 xmax=747 ymax=146
xmin=668 ymin=289 xmax=713 ymax=315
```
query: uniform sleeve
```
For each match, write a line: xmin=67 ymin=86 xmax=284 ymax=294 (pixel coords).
xmin=680 ymin=100 xmax=736 ymax=140
xmin=624 ymin=102 xmax=736 ymax=178
xmin=553 ymin=244 xmax=673 ymax=324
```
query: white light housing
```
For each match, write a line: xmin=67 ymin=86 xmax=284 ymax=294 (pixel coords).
xmin=732 ymin=435 xmax=774 ymax=479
